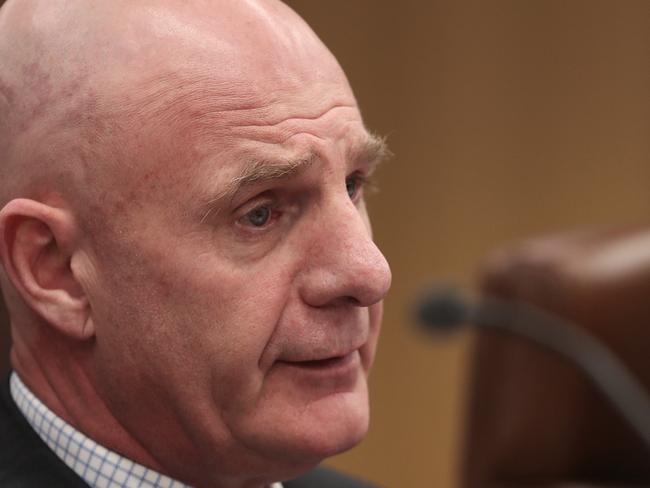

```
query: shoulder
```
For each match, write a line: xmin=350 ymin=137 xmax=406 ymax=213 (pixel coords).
xmin=284 ymin=465 xmax=379 ymax=488
xmin=0 ymin=374 xmax=88 ymax=488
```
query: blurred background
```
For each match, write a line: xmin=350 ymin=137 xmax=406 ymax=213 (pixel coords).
xmin=1 ymin=0 xmax=649 ymax=487
xmin=282 ymin=0 xmax=650 ymax=486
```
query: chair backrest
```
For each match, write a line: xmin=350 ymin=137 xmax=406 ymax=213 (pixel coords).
xmin=462 ymin=225 xmax=650 ymax=487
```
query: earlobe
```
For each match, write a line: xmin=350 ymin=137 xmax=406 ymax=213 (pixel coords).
xmin=0 ymin=198 xmax=94 ymax=340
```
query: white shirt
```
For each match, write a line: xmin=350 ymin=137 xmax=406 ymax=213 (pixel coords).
xmin=10 ymin=372 xmax=283 ymax=488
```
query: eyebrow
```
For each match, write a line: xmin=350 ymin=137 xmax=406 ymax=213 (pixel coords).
xmin=347 ymin=132 xmax=392 ymax=170
xmin=199 ymin=132 xmax=390 ymax=223
xmin=232 ymin=150 xmax=319 ymax=195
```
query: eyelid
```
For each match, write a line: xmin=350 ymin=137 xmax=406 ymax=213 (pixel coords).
xmin=348 ymin=171 xmax=377 ymax=200
xmin=235 ymin=192 xmax=275 ymax=213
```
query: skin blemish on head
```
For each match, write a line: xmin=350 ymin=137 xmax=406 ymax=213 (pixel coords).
xmin=16 ymin=61 xmax=53 ymax=132
xmin=0 ymin=77 xmax=15 ymax=105
xmin=0 ymin=78 xmax=12 ymax=158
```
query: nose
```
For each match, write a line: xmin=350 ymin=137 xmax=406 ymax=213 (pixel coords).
xmin=298 ymin=200 xmax=392 ymax=308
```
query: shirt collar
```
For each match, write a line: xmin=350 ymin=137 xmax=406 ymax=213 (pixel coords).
xmin=10 ymin=372 xmax=283 ymax=488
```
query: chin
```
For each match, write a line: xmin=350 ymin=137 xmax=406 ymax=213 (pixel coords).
xmin=281 ymin=387 xmax=371 ymax=463
xmin=257 ymin=397 xmax=369 ymax=485
xmin=222 ymin=363 xmax=372 ymax=483
xmin=234 ymin=383 xmax=371 ymax=471
xmin=323 ymin=394 xmax=369 ymax=450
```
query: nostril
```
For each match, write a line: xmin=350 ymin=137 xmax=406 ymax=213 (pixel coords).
xmin=346 ymin=296 xmax=361 ymax=306
xmin=326 ymin=296 xmax=362 ymax=307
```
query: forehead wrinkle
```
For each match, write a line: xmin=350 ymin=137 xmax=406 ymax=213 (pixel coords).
xmin=232 ymin=102 xmax=358 ymax=129
xmin=199 ymin=150 xmax=317 ymax=223
xmin=108 ymin=70 xmax=260 ymax=133
xmin=109 ymin=68 xmax=358 ymax=143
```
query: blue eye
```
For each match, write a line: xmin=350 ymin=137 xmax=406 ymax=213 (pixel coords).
xmin=245 ymin=206 xmax=271 ymax=227
xmin=346 ymin=176 xmax=358 ymax=199
xmin=346 ymin=174 xmax=367 ymax=200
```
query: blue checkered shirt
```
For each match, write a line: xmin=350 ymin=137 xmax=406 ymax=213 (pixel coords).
xmin=10 ymin=372 xmax=283 ymax=488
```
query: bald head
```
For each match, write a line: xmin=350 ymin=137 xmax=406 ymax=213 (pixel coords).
xmin=0 ymin=0 xmax=350 ymax=220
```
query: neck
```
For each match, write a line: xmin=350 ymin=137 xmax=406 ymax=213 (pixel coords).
xmin=10 ymin=325 xmax=284 ymax=488
xmin=10 ymin=324 xmax=166 ymax=473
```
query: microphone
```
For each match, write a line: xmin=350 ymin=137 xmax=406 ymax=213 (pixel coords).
xmin=416 ymin=288 xmax=650 ymax=453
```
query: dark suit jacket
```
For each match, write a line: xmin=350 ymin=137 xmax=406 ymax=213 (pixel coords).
xmin=0 ymin=375 xmax=375 ymax=487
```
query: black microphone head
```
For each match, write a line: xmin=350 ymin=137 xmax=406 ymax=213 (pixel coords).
xmin=416 ymin=288 xmax=471 ymax=332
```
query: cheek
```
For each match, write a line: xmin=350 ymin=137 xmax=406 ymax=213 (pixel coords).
xmin=91 ymin=247 xmax=292 ymax=385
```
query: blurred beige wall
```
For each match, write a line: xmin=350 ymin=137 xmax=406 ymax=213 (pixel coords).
xmin=284 ymin=1 xmax=650 ymax=486
xmin=1 ymin=1 xmax=649 ymax=487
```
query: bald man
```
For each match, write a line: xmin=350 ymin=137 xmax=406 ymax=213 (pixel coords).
xmin=0 ymin=1 xmax=391 ymax=487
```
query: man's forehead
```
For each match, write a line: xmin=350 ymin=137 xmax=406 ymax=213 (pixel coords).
xmin=97 ymin=0 xmax=345 ymax=91
xmin=110 ymin=71 xmax=354 ymax=136
xmin=1 ymin=0 xmax=349 ymax=135
xmin=92 ymin=2 xmax=354 ymax=145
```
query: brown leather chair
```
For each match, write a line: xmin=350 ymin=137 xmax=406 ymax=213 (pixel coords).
xmin=462 ymin=226 xmax=650 ymax=488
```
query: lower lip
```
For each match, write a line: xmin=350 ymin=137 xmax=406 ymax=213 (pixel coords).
xmin=277 ymin=351 xmax=361 ymax=388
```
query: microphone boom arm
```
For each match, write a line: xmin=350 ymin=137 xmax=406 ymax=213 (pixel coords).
xmin=474 ymin=298 xmax=650 ymax=453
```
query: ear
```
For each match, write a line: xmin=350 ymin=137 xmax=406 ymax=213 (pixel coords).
xmin=0 ymin=198 xmax=94 ymax=340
